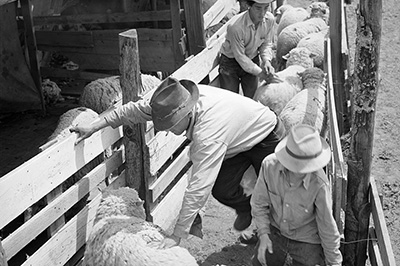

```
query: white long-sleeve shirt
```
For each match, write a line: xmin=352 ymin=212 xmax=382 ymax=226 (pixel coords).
xmin=104 ymin=84 xmax=277 ymax=238
xmin=220 ymin=10 xmax=275 ymax=75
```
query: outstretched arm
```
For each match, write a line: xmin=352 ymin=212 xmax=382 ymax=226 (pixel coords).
xmin=70 ymin=117 xmax=109 ymax=145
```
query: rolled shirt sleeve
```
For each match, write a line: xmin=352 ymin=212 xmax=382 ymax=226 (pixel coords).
xmin=103 ymin=99 xmax=152 ymax=128
xmin=251 ymin=159 xmax=273 ymax=237
xmin=223 ymin=12 xmax=275 ymax=76
xmin=173 ymin=140 xmax=228 ymax=239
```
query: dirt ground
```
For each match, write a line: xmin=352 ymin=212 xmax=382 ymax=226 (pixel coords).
xmin=182 ymin=0 xmax=400 ymax=265
xmin=1 ymin=0 xmax=399 ymax=265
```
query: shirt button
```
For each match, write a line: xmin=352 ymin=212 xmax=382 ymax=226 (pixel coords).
xmin=305 ymin=209 xmax=309 ymax=213
xmin=285 ymin=204 xmax=289 ymax=207
xmin=283 ymin=219 xmax=287 ymax=223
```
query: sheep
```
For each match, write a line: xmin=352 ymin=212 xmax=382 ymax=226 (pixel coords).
xmin=84 ymin=187 xmax=198 ymax=266
xmin=42 ymin=78 xmax=64 ymax=106
xmin=309 ymin=2 xmax=330 ymax=24
xmin=43 ymin=107 xmax=99 ymax=148
xmin=253 ymin=78 xmax=299 ymax=115
xmin=79 ymin=74 xmax=161 ymax=114
xmin=283 ymin=46 xmax=316 ymax=70
xmin=279 ymin=67 xmax=328 ymax=137
xmin=254 ymin=49 xmax=316 ymax=115
xmin=297 ymin=28 xmax=329 ymax=69
xmin=276 ymin=5 xmax=309 ymax=37
xmin=275 ymin=64 xmax=306 ymax=91
xmin=276 ymin=17 xmax=328 ymax=70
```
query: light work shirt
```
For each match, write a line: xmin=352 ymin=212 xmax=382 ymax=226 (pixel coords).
xmin=220 ymin=10 xmax=275 ymax=76
xmin=251 ymin=154 xmax=343 ymax=265
xmin=104 ymin=84 xmax=277 ymax=238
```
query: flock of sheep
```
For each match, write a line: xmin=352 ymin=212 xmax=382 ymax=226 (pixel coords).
xmin=38 ymin=1 xmax=331 ymax=265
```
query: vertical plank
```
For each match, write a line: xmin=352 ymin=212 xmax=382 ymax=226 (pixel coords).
xmin=118 ymin=29 xmax=152 ymax=218
xmin=329 ymin=0 xmax=346 ymax=134
xmin=0 ymin=240 xmax=7 ymax=266
xmin=344 ymin=0 xmax=383 ymax=265
xmin=183 ymin=0 xmax=206 ymax=56
xmin=169 ymin=0 xmax=185 ymax=69
xmin=20 ymin=0 xmax=46 ymax=113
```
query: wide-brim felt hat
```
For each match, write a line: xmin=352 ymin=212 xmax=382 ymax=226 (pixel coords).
xmin=150 ymin=77 xmax=199 ymax=131
xmin=275 ymin=124 xmax=331 ymax=173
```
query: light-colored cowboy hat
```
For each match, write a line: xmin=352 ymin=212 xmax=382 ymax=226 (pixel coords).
xmin=253 ymin=0 xmax=275 ymax=4
xmin=150 ymin=77 xmax=199 ymax=131
xmin=275 ymin=124 xmax=331 ymax=173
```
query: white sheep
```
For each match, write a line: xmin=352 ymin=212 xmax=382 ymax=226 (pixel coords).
xmin=276 ymin=17 xmax=328 ymax=70
xmin=44 ymin=107 xmax=99 ymax=146
xmin=253 ymin=78 xmax=299 ymax=115
xmin=297 ymin=28 xmax=329 ymax=69
xmin=275 ymin=65 xmax=306 ymax=91
xmin=84 ymin=187 xmax=198 ymax=266
xmin=279 ymin=67 xmax=328 ymax=136
xmin=283 ymin=46 xmax=316 ymax=69
xmin=276 ymin=5 xmax=310 ymax=37
xmin=309 ymin=2 xmax=330 ymax=24
xmin=79 ymin=74 xmax=161 ymax=114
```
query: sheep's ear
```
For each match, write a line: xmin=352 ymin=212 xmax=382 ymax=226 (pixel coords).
xmin=309 ymin=52 xmax=317 ymax=59
xmin=135 ymin=200 xmax=144 ymax=206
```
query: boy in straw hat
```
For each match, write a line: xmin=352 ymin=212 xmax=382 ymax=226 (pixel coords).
xmin=70 ymin=77 xmax=285 ymax=248
xmin=250 ymin=124 xmax=342 ymax=266
xmin=218 ymin=0 xmax=276 ymax=98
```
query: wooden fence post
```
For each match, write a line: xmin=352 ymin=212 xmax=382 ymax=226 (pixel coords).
xmin=183 ymin=0 xmax=206 ymax=56
xmin=118 ymin=29 xmax=151 ymax=216
xmin=344 ymin=0 xmax=382 ymax=265
xmin=0 ymin=239 xmax=7 ymax=266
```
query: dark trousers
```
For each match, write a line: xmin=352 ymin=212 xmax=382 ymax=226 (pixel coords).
xmin=218 ymin=54 xmax=260 ymax=98
xmin=211 ymin=117 xmax=286 ymax=214
xmin=252 ymin=226 xmax=326 ymax=266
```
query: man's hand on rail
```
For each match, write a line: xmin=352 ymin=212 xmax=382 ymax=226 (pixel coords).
xmin=69 ymin=125 xmax=95 ymax=145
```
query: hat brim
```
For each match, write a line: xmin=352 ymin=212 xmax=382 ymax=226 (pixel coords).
xmin=275 ymin=135 xmax=331 ymax=173
xmin=153 ymin=79 xmax=199 ymax=131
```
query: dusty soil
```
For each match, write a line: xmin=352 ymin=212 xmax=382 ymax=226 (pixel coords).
xmin=182 ymin=0 xmax=400 ymax=265
xmin=1 ymin=0 xmax=399 ymax=265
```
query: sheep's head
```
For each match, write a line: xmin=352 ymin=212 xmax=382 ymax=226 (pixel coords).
xmin=274 ymin=4 xmax=293 ymax=24
xmin=299 ymin=67 xmax=326 ymax=88
xmin=283 ymin=47 xmax=316 ymax=69
xmin=309 ymin=2 xmax=329 ymax=23
xmin=94 ymin=187 xmax=146 ymax=224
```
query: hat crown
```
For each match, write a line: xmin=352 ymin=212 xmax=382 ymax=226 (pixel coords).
xmin=150 ymin=77 xmax=199 ymax=131
xmin=286 ymin=125 xmax=322 ymax=159
xmin=151 ymin=77 xmax=190 ymax=116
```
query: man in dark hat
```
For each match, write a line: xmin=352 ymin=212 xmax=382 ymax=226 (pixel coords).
xmin=218 ymin=0 xmax=276 ymax=98
xmin=70 ymin=77 xmax=285 ymax=248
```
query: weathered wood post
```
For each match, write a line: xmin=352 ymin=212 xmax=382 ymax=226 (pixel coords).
xmin=0 ymin=240 xmax=7 ymax=266
xmin=344 ymin=0 xmax=382 ymax=265
xmin=118 ymin=29 xmax=151 ymax=216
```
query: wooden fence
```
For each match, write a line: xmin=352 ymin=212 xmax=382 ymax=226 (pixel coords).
xmin=0 ymin=0 xmax=396 ymax=265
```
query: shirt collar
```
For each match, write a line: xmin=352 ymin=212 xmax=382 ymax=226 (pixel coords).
xmin=185 ymin=105 xmax=197 ymax=140
xmin=244 ymin=10 xmax=266 ymax=29
xmin=281 ymin=166 xmax=311 ymax=190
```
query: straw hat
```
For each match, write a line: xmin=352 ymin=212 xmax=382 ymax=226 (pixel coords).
xmin=275 ymin=124 xmax=331 ymax=173
xmin=150 ymin=77 xmax=199 ymax=131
